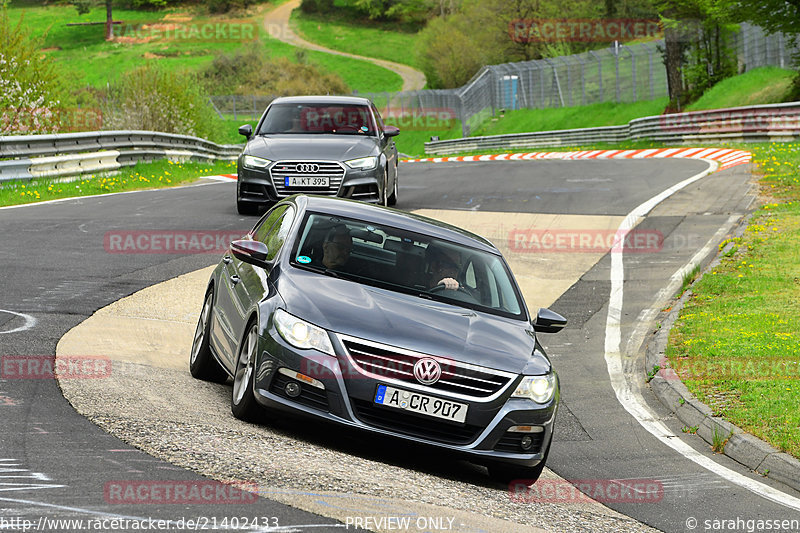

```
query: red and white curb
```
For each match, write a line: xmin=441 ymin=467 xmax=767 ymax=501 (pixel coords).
xmin=402 ymin=147 xmax=752 ymax=171
xmin=204 ymin=174 xmax=237 ymax=182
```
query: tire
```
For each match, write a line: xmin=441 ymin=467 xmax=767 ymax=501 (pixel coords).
xmin=387 ymin=167 xmax=398 ymax=207
xmin=237 ymin=197 xmax=259 ymax=216
xmin=381 ymin=168 xmax=390 ymax=207
xmin=488 ymin=439 xmax=550 ymax=485
xmin=189 ymin=289 xmax=228 ymax=383
xmin=231 ymin=322 xmax=262 ymax=422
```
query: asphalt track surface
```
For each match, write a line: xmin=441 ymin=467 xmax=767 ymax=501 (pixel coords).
xmin=1 ymin=158 xmax=799 ymax=532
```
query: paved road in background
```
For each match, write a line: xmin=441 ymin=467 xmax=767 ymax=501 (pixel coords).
xmin=262 ymin=0 xmax=426 ymax=91
xmin=1 ymin=159 xmax=798 ymax=532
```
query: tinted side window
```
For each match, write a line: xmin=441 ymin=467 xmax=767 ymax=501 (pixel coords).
xmin=264 ymin=207 xmax=296 ymax=261
xmin=253 ymin=206 xmax=296 ymax=262
xmin=371 ymin=104 xmax=385 ymax=131
xmin=253 ymin=206 xmax=288 ymax=243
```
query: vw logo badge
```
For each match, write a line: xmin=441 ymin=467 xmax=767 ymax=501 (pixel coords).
xmin=413 ymin=358 xmax=441 ymax=385
xmin=296 ymin=163 xmax=320 ymax=173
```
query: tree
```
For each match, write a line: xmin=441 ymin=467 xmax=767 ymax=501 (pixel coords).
xmin=72 ymin=0 xmax=114 ymax=41
xmin=731 ymin=0 xmax=800 ymax=36
xmin=0 ymin=8 xmax=66 ymax=134
xmin=658 ymin=0 xmax=738 ymax=111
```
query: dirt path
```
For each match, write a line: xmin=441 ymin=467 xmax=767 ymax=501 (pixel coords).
xmin=263 ymin=0 xmax=426 ymax=92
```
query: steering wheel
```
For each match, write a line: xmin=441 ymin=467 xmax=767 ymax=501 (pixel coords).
xmin=429 ymin=283 xmax=479 ymax=303
xmin=334 ymin=124 xmax=363 ymax=133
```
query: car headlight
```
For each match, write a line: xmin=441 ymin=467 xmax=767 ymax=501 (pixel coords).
xmin=344 ymin=156 xmax=378 ymax=170
xmin=512 ymin=373 xmax=557 ymax=404
xmin=242 ymin=155 xmax=272 ymax=170
xmin=274 ymin=309 xmax=334 ymax=356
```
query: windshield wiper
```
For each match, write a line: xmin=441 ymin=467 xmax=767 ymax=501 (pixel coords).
xmin=297 ymin=263 xmax=342 ymax=278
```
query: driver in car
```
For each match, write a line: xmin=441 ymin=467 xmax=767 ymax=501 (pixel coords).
xmin=426 ymin=244 xmax=462 ymax=290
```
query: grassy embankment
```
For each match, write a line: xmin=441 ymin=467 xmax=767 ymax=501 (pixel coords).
xmin=667 ymin=144 xmax=800 ymax=458
xmin=392 ymin=66 xmax=797 ymax=158
xmin=290 ymin=7 xmax=424 ymax=72
xmin=6 ymin=1 xmax=402 ymax=96
xmin=0 ymin=160 xmax=236 ymax=208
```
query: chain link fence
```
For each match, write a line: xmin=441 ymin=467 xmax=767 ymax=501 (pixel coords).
xmin=363 ymin=42 xmax=669 ymax=137
xmin=735 ymin=23 xmax=797 ymax=70
xmin=211 ymin=25 xmax=798 ymax=137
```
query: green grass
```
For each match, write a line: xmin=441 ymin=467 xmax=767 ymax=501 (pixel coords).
xmin=471 ymin=98 xmax=669 ymax=137
xmin=666 ymin=142 xmax=800 ymax=458
xmin=281 ymin=42 xmax=402 ymax=92
xmin=385 ymin=119 xmax=464 ymax=157
xmin=686 ymin=67 xmax=796 ymax=111
xmin=290 ymin=8 xmax=423 ymax=71
xmin=6 ymin=1 xmax=401 ymax=93
xmin=0 ymin=159 xmax=237 ymax=207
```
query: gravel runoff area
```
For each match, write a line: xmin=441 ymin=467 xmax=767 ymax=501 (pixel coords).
xmin=56 ymin=268 xmax=658 ymax=533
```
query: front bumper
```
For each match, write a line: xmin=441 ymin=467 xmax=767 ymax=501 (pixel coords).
xmin=238 ymin=163 xmax=382 ymax=205
xmin=251 ymin=327 xmax=558 ymax=468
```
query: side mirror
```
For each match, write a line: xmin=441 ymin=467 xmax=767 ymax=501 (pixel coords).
xmin=383 ymin=125 xmax=400 ymax=137
xmin=230 ymin=239 xmax=269 ymax=267
xmin=533 ymin=308 xmax=567 ymax=334
xmin=238 ymin=124 xmax=253 ymax=140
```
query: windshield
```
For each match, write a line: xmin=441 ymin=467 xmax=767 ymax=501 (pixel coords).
xmin=258 ymin=103 xmax=377 ymax=135
xmin=290 ymin=213 xmax=526 ymax=320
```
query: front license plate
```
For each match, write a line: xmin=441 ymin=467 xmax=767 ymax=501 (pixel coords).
xmin=374 ymin=385 xmax=468 ymax=423
xmin=285 ymin=176 xmax=329 ymax=188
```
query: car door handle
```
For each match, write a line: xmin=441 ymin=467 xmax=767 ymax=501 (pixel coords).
xmin=230 ymin=275 xmax=240 ymax=285
xmin=223 ymin=256 xmax=232 ymax=264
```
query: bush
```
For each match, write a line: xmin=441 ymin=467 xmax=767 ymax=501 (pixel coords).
xmin=0 ymin=8 xmax=67 ymax=135
xmin=300 ymin=0 xmax=334 ymax=13
xmin=102 ymin=64 xmax=220 ymax=139
xmin=417 ymin=17 xmax=483 ymax=88
xmin=200 ymin=43 xmax=350 ymax=96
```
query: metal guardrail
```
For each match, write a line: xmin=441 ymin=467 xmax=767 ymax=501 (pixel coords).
xmin=0 ymin=131 xmax=243 ymax=182
xmin=425 ymin=102 xmax=800 ymax=155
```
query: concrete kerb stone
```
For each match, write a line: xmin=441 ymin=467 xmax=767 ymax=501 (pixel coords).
xmin=760 ymin=454 xmax=800 ymax=491
xmin=644 ymin=213 xmax=800 ymax=493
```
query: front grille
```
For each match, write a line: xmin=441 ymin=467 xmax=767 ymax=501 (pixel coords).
xmin=351 ymin=399 xmax=482 ymax=444
xmin=270 ymin=373 xmax=329 ymax=411
xmin=270 ymin=161 xmax=345 ymax=197
xmin=494 ymin=431 xmax=544 ymax=453
xmin=342 ymin=338 xmax=514 ymax=399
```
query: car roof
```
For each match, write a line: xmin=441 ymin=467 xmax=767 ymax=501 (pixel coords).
xmin=288 ymin=195 xmax=499 ymax=254
xmin=269 ymin=95 xmax=374 ymax=106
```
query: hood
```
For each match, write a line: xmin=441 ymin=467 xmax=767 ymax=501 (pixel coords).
xmin=276 ymin=269 xmax=549 ymax=375
xmin=246 ymin=135 xmax=378 ymax=161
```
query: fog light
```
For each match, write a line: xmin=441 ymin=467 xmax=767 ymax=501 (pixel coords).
xmin=285 ymin=382 xmax=301 ymax=398
xmin=520 ymin=435 xmax=533 ymax=451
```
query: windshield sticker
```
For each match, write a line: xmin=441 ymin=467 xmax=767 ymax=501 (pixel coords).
xmin=296 ymin=255 xmax=311 ymax=264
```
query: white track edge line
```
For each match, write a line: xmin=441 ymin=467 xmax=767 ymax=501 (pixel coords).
xmin=604 ymin=158 xmax=800 ymax=511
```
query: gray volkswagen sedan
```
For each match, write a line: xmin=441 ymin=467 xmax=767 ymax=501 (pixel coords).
xmin=236 ymin=96 xmax=399 ymax=215
xmin=190 ymin=195 xmax=566 ymax=482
